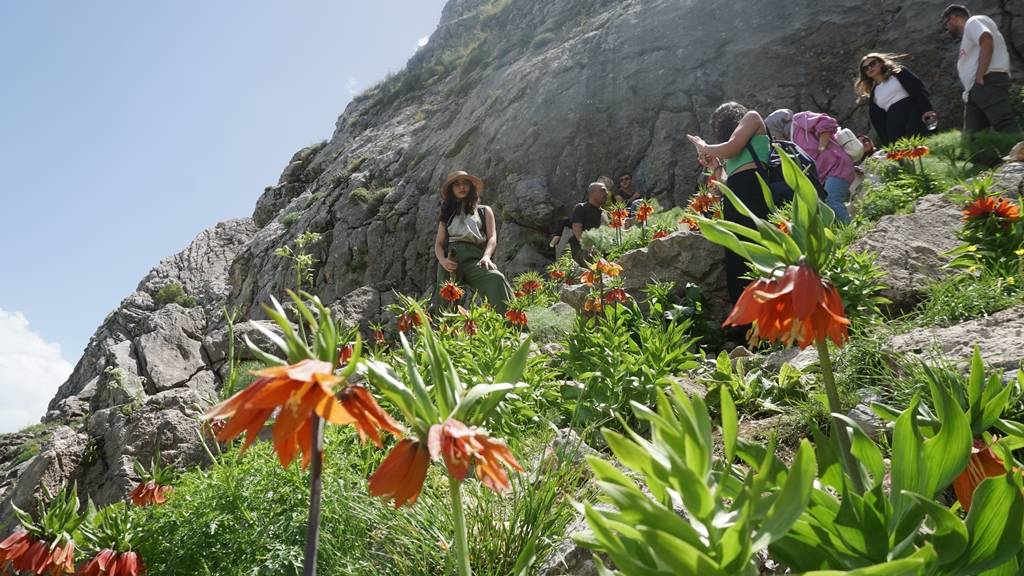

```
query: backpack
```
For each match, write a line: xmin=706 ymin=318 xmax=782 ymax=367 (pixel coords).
xmin=745 ymin=139 xmax=828 ymax=204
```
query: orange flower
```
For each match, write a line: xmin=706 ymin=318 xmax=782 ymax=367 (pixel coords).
xmin=462 ymin=319 xmax=478 ymax=335
xmin=520 ymin=279 xmax=542 ymax=294
xmin=603 ymin=288 xmax=628 ymax=304
xmin=513 ymin=290 xmax=525 ymax=298
xmin=886 ymin=149 xmax=908 ymax=161
xmin=79 ymin=549 xmax=144 ymax=576
xmin=688 ymin=191 xmax=719 ymax=214
xmin=636 ymin=203 xmax=654 ymax=223
xmin=777 ymin=220 xmax=791 ymax=235
xmin=338 ymin=343 xmax=354 ymax=365
xmin=907 ymin=145 xmax=929 ymax=159
xmin=338 ymin=385 xmax=404 ymax=448
xmin=428 ymin=419 xmax=523 ymax=493
xmin=373 ymin=329 xmax=386 ymax=345
xmin=0 ymin=531 xmax=75 ymax=575
xmin=681 ymin=217 xmax=700 ymax=231
xmin=129 ymin=480 xmax=173 ymax=507
xmin=549 ymin=270 xmax=565 ymax=281
xmin=608 ymin=216 xmax=624 ymax=230
xmin=439 ymin=281 xmax=465 ymax=303
xmin=953 ymin=439 xmax=1006 ymax=512
xmin=611 ymin=208 xmax=629 ymax=221
xmin=595 ymin=260 xmax=622 ymax=277
xmin=722 ymin=263 xmax=850 ymax=349
xmin=205 ymin=359 xmax=352 ymax=468
xmin=505 ymin=310 xmax=528 ymax=326
xmin=368 ymin=438 xmax=431 ymax=508
xmin=397 ymin=311 xmax=424 ymax=333
xmin=579 ymin=270 xmax=596 ymax=286
xmin=652 ymin=229 xmax=669 ymax=240
xmin=583 ymin=297 xmax=603 ymax=312
xmin=963 ymin=196 xmax=997 ymax=220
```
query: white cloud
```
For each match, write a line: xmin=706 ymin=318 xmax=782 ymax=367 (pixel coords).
xmin=346 ymin=76 xmax=359 ymax=96
xmin=0 ymin=308 xmax=74 ymax=433
xmin=417 ymin=35 xmax=429 ymax=48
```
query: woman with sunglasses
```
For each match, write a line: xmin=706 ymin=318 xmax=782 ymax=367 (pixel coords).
xmin=854 ymin=53 xmax=937 ymax=146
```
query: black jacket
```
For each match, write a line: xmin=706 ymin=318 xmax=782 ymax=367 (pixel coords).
xmin=868 ymin=67 xmax=935 ymax=145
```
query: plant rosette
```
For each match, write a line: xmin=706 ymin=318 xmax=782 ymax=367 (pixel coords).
xmin=1 ymin=485 xmax=86 ymax=576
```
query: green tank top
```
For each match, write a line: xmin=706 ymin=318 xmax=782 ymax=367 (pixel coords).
xmin=725 ymin=134 xmax=770 ymax=176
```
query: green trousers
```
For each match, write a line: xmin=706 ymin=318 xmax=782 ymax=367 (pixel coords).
xmin=433 ymin=242 xmax=514 ymax=313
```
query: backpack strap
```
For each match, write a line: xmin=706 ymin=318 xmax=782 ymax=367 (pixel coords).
xmin=745 ymin=139 xmax=771 ymax=177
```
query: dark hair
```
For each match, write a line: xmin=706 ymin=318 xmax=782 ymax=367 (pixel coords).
xmin=618 ymin=171 xmax=632 ymax=180
xmin=710 ymin=102 xmax=748 ymax=143
xmin=439 ymin=182 xmax=480 ymax=223
xmin=942 ymin=4 xmax=969 ymax=19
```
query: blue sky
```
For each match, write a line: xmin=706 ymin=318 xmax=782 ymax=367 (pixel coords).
xmin=0 ymin=1 xmax=447 ymax=431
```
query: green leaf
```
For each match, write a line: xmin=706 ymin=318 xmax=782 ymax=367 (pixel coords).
xmin=752 ymin=439 xmax=816 ymax=549
xmin=721 ymin=386 xmax=738 ymax=464
xmin=452 ymin=383 xmax=518 ymax=424
xmin=961 ymin=474 xmax=1024 ymax=573
xmin=800 ymin=556 xmax=926 ymax=575
xmin=494 ymin=335 xmax=531 ymax=384
xmin=903 ymin=491 xmax=969 ymax=566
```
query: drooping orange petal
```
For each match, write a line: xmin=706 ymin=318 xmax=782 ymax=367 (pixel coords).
xmin=339 ymin=385 xmax=404 ymax=447
xmin=369 ymin=439 xmax=431 ymax=508
xmin=953 ymin=440 xmax=1007 ymax=511
xmin=790 ymin=264 xmax=824 ymax=320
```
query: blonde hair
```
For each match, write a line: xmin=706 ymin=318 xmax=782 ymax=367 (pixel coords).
xmin=853 ymin=53 xmax=907 ymax=98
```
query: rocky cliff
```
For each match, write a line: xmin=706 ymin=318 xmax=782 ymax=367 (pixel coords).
xmin=2 ymin=0 xmax=1022 ymax=527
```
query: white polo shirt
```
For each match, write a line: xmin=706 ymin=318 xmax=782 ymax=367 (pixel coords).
xmin=958 ymin=15 xmax=1011 ymax=91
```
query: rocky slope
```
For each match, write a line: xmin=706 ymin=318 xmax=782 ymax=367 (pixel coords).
xmin=2 ymin=0 xmax=1022 ymax=528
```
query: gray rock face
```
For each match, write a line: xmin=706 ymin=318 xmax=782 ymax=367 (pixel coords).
xmin=0 ymin=219 xmax=255 ymax=518
xmin=617 ymin=231 xmax=730 ymax=321
xmin=888 ymin=305 xmax=1024 ymax=372
xmin=851 ymin=194 xmax=963 ymax=310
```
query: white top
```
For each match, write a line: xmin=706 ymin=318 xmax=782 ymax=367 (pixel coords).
xmin=447 ymin=209 xmax=486 ymax=245
xmin=873 ymin=76 xmax=910 ymax=111
xmin=958 ymin=15 xmax=1011 ymax=92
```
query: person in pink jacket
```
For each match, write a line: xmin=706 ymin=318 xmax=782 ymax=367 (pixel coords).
xmin=767 ymin=109 xmax=856 ymax=223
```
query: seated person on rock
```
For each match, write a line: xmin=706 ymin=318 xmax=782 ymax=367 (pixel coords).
xmin=570 ymin=182 xmax=608 ymax=266
xmin=432 ymin=170 xmax=514 ymax=313
xmin=614 ymin=172 xmax=644 ymax=215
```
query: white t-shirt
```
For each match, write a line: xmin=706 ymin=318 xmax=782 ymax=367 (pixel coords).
xmin=958 ymin=15 xmax=1011 ymax=91
xmin=873 ymin=76 xmax=910 ymax=111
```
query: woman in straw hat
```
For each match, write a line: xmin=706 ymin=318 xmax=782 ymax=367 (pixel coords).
xmin=432 ymin=170 xmax=514 ymax=312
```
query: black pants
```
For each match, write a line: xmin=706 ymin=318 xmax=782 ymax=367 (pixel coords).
xmin=964 ymin=72 xmax=1020 ymax=134
xmin=723 ymin=169 xmax=772 ymax=303
xmin=882 ymin=98 xmax=928 ymax=144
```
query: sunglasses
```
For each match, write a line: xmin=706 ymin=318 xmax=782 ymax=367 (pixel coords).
xmin=861 ymin=60 xmax=881 ymax=72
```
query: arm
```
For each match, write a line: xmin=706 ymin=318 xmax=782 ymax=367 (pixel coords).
xmin=687 ymin=110 xmax=764 ymax=161
xmin=478 ymin=206 xmax=498 ymax=270
xmin=435 ymin=222 xmax=457 ymax=272
xmin=895 ymin=68 xmax=936 ymax=120
xmin=976 ymin=32 xmax=994 ymax=84
xmin=572 ymin=222 xmax=584 ymax=243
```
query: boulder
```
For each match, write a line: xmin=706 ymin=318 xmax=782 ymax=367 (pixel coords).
xmin=851 ymin=194 xmax=963 ymax=310
xmin=0 ymin=427 xmax=88 ymax=531
xmin=617 ymin=231 xmax=730 ymax=321
xmin=888 ymin=304 xmax=1024 ymax=372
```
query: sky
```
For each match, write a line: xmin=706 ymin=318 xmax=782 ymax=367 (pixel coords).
xmin=0 ymin=1 xmax=447 ymax=432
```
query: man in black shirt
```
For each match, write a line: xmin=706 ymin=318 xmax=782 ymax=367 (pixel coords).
xmin=570 ymin=182 xmax=608 ymax=266
xmin=615 ymin=172 xmax=643 ymax=213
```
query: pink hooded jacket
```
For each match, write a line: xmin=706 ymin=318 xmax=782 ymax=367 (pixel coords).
xmin=791 ymin=111 xmax=856 ymax=184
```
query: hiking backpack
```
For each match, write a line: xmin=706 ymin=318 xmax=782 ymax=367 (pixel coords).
xmin=745 ymin=140 xmax=828 ymax=204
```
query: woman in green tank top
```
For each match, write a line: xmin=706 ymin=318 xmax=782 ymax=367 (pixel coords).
xmin=686 ymin=102 xmax=773 ymax=306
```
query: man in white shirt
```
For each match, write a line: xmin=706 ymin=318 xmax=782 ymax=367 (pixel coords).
xmin=942 ymin=4 xmax=1019 ymax=133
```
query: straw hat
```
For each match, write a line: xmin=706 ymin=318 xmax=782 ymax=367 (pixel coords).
xmin=441 ymin=170 xmax=485 ymax=199
xmin=1003 ymin=141 xmax=1024 ymax=163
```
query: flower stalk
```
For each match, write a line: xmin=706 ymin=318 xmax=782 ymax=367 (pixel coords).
xmin=815 ymin=337 xmax=865 ymax=494
xmin=448 ymin=477 xmax=472 ymax=576
xmin=303 ymin=415 xmax=326 ymax=576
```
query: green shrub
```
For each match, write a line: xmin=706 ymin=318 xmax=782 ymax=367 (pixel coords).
xmin=132 ymin=427 xmax=588 ymax=576
xmin=912 ymin=273 xmax=1024 ymax=328
xmin=582 ymin=206 xmax=686 ymax=262
xmin=280 ymin=211 xmax=301 ymax=227
xmin=154 ymin=283 xmax=197 ymax=308
xmin=521 ymin=304 xmax=575 ymax=345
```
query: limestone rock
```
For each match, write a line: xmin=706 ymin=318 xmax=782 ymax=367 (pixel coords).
xmin=851 ymin=194 xmax=963 ymax=310
xmin=252 ymin=142 xmax=327 ymax=228
xmin=888 ymin=305 xmax=1024 ymax=372
xmin=0 ymin=427 xmax=87 ymax=531
xmin=617 ymin=231 xmax=729 ymax=321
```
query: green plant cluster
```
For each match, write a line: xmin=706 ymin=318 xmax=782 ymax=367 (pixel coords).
xmin=154 ymin=282 xmax=197 ymax=308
